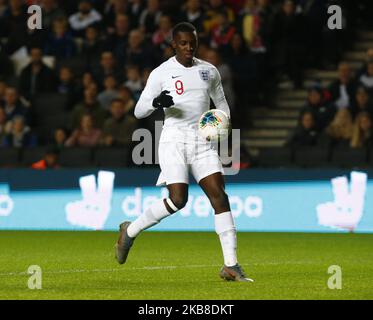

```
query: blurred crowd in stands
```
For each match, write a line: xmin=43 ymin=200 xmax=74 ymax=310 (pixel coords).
xmin=0 ymin=0 xmax=372 ymax=168
xmin=286 ymin=53 xmax=373 ymax=150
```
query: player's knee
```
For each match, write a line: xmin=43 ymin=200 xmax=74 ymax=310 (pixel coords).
xmin=169 ymin=194 xmax=188 ymax=210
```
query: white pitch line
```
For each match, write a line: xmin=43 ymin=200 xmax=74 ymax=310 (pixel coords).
xmin=0 ymin=261 xmax=316 ymax=277
xmin=0 ymin=264 xmax=223 ymax=277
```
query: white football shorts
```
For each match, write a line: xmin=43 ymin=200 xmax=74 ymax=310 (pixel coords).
xmin=156 ymin=130 xmax=224 ymax=186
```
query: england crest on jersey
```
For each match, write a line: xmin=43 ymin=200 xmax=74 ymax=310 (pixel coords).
xmin=199 ymin=70 xmax=210 ymax=81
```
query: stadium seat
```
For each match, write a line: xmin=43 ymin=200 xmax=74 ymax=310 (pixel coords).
xmin=56 ymin=56 xmax=88 ymax=77
xmin=59 ymin=148 xmax=93 ymax=167
xmin=36 ymin=113 xmax=69 ymax=141
xmin=21 ymin=147 xmax=47 ymax=166
xmin=38 ymin=113 xmax=68 ymax=127
xmin=256 ymin=147 xmax=293 ymax=168
xmin=330 ymin=146 xmax=368 ymax=168
xmin=94 ymin=147 xmax=130 ymax=167
xmin=33 ymin=93 xmax=68 ymax=116
xmin=293 ymin=146 xmax=330 ymax=168
xmin=0 ymin=148 xmax=20 ymax=167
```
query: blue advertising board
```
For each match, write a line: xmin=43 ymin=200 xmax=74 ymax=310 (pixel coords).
xmin=0 ymin=169 xmax=372 ymax=233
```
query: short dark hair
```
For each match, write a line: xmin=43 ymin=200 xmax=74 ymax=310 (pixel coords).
xmin=172 ymin=22 xmax=196 ymax=40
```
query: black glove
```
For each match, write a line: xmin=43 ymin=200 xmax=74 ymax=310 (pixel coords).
xmin=152 ymin=90 xmax=174 ymax=109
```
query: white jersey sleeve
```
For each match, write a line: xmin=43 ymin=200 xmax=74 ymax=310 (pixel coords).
xmin=134 ymin=69 xmax=162 ymax=119
xmin=209 ymin=67 xmax=231 ymax=119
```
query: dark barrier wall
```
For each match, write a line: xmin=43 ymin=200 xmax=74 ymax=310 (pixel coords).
xmin=0 ymin=169 xmax=372 ymax=232
xmin=1 ymin=168 xmax=371 ymax=189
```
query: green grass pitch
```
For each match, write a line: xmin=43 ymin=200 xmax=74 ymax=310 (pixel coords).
xmin=0 ymin=231 xmax=372 ymax=300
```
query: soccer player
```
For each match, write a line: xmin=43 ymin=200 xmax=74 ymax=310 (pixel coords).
xmin=115 ymin=22 xmax=253 ymax=282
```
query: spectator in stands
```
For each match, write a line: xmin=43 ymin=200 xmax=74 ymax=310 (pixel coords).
xmin=41 ymin=0 xmax=66 ymax=31
xmin=0 ymin=0 xmax=28 ymax=40
xmin=225 ymin=33 xmax=256 ymax=125
xmin=52 ymin=127 xmax=68 ymax=150
xmin=358 ymin=61 xmax=373 ymax=95
xmin=238 ymin=0 xmax=259 ymax=50
xmin=2 ymin=87 xmax=29 ymax=123
xmin=104 ymin=14 xmax=130 ymax=61
xmin=152 ymin=15 xmax=173 ymax=50
xmin=139 ymin=0 xmax=162 ymax=36
xmin=2 ymin=0 xmax=27 ymax=31
xmin=0 ymin=0 xmax=8 ymax=18
xmin=285 ymin=111 xmax=319 ymax=147
xmin=224 ymin=0 xmax=245 ymax=14
xmin=93 ymin=51 xmax=122 ymax=87
xmin=0 ymin=80 xmax=7 ymax=103
xmin=178 ymin=0 xmax=205 ymax=34
xmin=103 ymin=0 xmax=129 ymax=30
xmin=203 ymin=0 xmax=235 ymax=34
xmin=2 ymin=115 xmax=37 ymax=147
xmin=68 ymin=0 xmax=102 ymax=37
xmin=209 ymin=9 xmax=236 ymax=55
xmin=240 ymin=0 xmax=271 ymax=54
xmin=355 ymin=48 xmax=373 ymax=79
xmin=44 ymin=17 xmax=76 ymax=59
xmin=350 ymin=111 xmax=373 ymax=148
xmin=239 ymin=0 xmax=272 ymax=105
xmin=117 ymin=85 xmax=136 ymax=113
xmin=301 ymin=85 xmax=336 ymax=131
xmin=79 ymin=72 xmax=96 ymax=95
xmin=271 ymin=0 xmax=305 ymax=88
xmin=31 ymin=145 xmax=60 ymax=169
xmin=97 ymin=75 xmax=119 ymax=110
xmin=327 ymin=62 xmax=357 ymax=110
xmin=256 ymin=0 xmax=274 ymax=52
xmin=124 ymin=65 xmax=143 ymax=101
xmin=124 ymin=29 xmax=154 ymax=68
xmin=350 ymin=86 xmax=373 ymax=119
xmin=127 ymin=0 xmax=146 ymax=29
xmin=205 ymin=49 xmax=235 ymax=110
xmin=325 ymin=108 xmax=354 ymax=147
xmin=57 ymin=66 xmax=78 ymax=106
xmin=101 ymin=98 xmax=138 ymax=146
xmin=70 ymin=85 xmax=107 ymax=130
xmin=65 ymin=113 xmax=102 ymax=147
xmin=0 ymin=106 xmax=11 ymax=144
xmin=81 ymin=25 xmax=105 ymax=70
xmin=18 ymin=47 xmax=57 ymax=101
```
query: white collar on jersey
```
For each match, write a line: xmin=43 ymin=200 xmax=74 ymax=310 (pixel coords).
xmin=172 ymin=56 xmax=197 ymax=69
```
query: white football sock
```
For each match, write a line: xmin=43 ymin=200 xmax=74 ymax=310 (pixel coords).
xmin=214 ymin=211 xmax=238 ymax=267
xmin=127 ymin=199 xmax=174 ymax=238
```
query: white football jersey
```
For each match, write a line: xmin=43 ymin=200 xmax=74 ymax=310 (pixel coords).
xmin=134 ymin=56 xmax=230 ymax=143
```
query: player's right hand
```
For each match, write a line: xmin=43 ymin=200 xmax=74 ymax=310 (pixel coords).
xmin=152 ymin=90 xmax=174 ymax=109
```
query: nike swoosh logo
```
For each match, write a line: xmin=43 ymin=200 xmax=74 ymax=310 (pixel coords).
xmin=172 ymin=75 xmax=181 ymax=79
